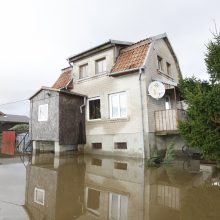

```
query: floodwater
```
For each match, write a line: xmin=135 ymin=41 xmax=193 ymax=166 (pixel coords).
xmin=0 ymin=154 xmax=220 ymax=220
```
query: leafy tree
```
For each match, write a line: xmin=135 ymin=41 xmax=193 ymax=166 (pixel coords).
xmin=179 ymin=33 xmax=220 ymax=161
xmin=205 ymin=33 xmax=220 ymax=84
xmin=9 ymin=124 xmax=29 ymax=132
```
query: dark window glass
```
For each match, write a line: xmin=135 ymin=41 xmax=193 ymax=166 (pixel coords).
xmin=89 ymin=99 xmax=101 ymax=120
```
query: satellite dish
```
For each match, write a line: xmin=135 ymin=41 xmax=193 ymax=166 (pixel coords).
xmin=148 ymin=81 xmax=165 ymax=99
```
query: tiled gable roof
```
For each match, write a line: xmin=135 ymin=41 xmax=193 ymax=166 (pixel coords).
xmin=52 ymin=67 xmax=73 ymax=90
xmin=111 ymin=40 xmax=150 ymax=73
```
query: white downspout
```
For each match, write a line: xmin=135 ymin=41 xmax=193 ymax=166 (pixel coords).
xmin=80 ymin=97 xmax=86 ymax=114
xmin=139 ymin=67 xmax=146 ymax=159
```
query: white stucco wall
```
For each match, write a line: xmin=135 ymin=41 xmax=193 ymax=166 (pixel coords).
xmin=71 ymin=38 xmax=182 ymax=157
xmin=72 ymin=48 xmax=144 ymax=157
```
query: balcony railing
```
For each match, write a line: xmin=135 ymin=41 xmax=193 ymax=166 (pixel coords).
xmin=155 ymin=109 xmax=186 ymax=134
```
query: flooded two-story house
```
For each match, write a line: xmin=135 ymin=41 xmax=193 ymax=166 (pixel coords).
xmin=48 ymin=33 xmax=185 ymax=158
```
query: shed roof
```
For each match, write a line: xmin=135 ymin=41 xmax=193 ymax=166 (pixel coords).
xmin=29 ymin=86 xmax=87 ymax=100
xmin=52 ymin=67 xmax=73 ymax=90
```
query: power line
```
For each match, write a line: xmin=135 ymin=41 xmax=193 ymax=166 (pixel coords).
xmin=0 ymin=99 xmax=29 ymax=107
xmin=0 ymin=93 xmax=60 ymax=107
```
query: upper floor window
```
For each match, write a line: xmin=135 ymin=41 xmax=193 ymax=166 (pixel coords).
xmin=79 ymin=64 xmax=88 ymax=79
xmin=157 ymin=56 xmax=163 ymax=72
xmin=96 ymin=58 xmax=106 ymax=74
xmin=166 ymin=62 xmax=171 ymax=75
xmin=88 ymin=97 xmax=101 ymax=120
xmin=109 ymin=92 xmax=127 ymax=119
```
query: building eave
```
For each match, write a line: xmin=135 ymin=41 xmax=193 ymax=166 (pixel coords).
xmin=29 ymin=86 xmax=87 ymax=100
xmin=67 ymin=39 xmax=133 ymax=63
xmin=109 ymin=68 xmax=140 ymax=77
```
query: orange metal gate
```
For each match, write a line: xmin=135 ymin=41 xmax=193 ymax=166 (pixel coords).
xmin=1 ymin=131 xmax=16 ymax=155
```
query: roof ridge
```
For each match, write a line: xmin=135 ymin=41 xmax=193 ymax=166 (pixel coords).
xmin=120 ymin=39 xmax=150 ymax=53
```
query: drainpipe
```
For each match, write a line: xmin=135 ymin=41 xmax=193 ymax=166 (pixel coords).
xmin=139 ymin=67 xmax=146 ymax=159
xmin=68 ymin=58 xmax=75 ymax=84
xmin=68 ymin=58 xmax=73 ymax=67
xmin=80 ymin=97 xmax=86 ymax=114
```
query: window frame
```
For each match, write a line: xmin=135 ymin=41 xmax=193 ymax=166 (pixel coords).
xmin=114 ymin=142 xmax=127 ymax=150
xmin=109 ymin=92 xmax=127 ymax=119
xmin=79 ymin=63 xmax=88 ymax=79
xmin=114 ymin=162 xmax=128 ymax=170
xmin=157 ymin=55 xmax=163 ymax=72
xmin=91 ymin=158 xmax=102 ymax=166
xmin=38 ymin=104 xmax=48 ymax=122
xmin=109 ymin=193 xmax=128 ymax=220
xmin=86 ymin=187 xmax=101 ymax=216
xmin=166 ymin=62 xmax=171 ymax=75
xmin=92 ymin=143 xmax=102 ymax=149
xmin=87 ymin=97 xmax=101 ymax=121
xmin=34 ymin=187 xmax=45 ymax=206
xmin=95 ymin=57 xmax=107 ymax=75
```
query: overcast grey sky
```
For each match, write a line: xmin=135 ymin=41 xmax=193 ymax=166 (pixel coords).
xmin=0 ymin=0 xmax=219 ymax=116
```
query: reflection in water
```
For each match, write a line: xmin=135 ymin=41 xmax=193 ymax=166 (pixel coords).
xmin=25 ymin=154 xmax=85 ymax=220
xmin=1 ymin=154 xmax=220 ymax=220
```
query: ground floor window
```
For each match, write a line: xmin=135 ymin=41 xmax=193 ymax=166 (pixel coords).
xmin=109 ymin=92 xmax=127 ymax=119
xmin=88 ymin=97 xmax=101 ymax=120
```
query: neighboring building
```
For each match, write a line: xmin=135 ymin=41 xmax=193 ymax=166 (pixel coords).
xmin=0 ymin=111 xmax=29 ymax=150
xmin=51 ymin=33 xmax=185 ymax=158
xmin=0 ymin=111 xmax=29 ymax=132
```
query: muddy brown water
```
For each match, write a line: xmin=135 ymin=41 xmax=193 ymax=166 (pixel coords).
xmin=0 ymin=153 xmax=220 ymax=220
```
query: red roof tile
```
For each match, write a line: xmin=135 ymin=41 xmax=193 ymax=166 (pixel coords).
xmin=111 ymin=40 xmax=150 ymax=73
xmin=52 ymin=67 xmax=73 ymax=90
